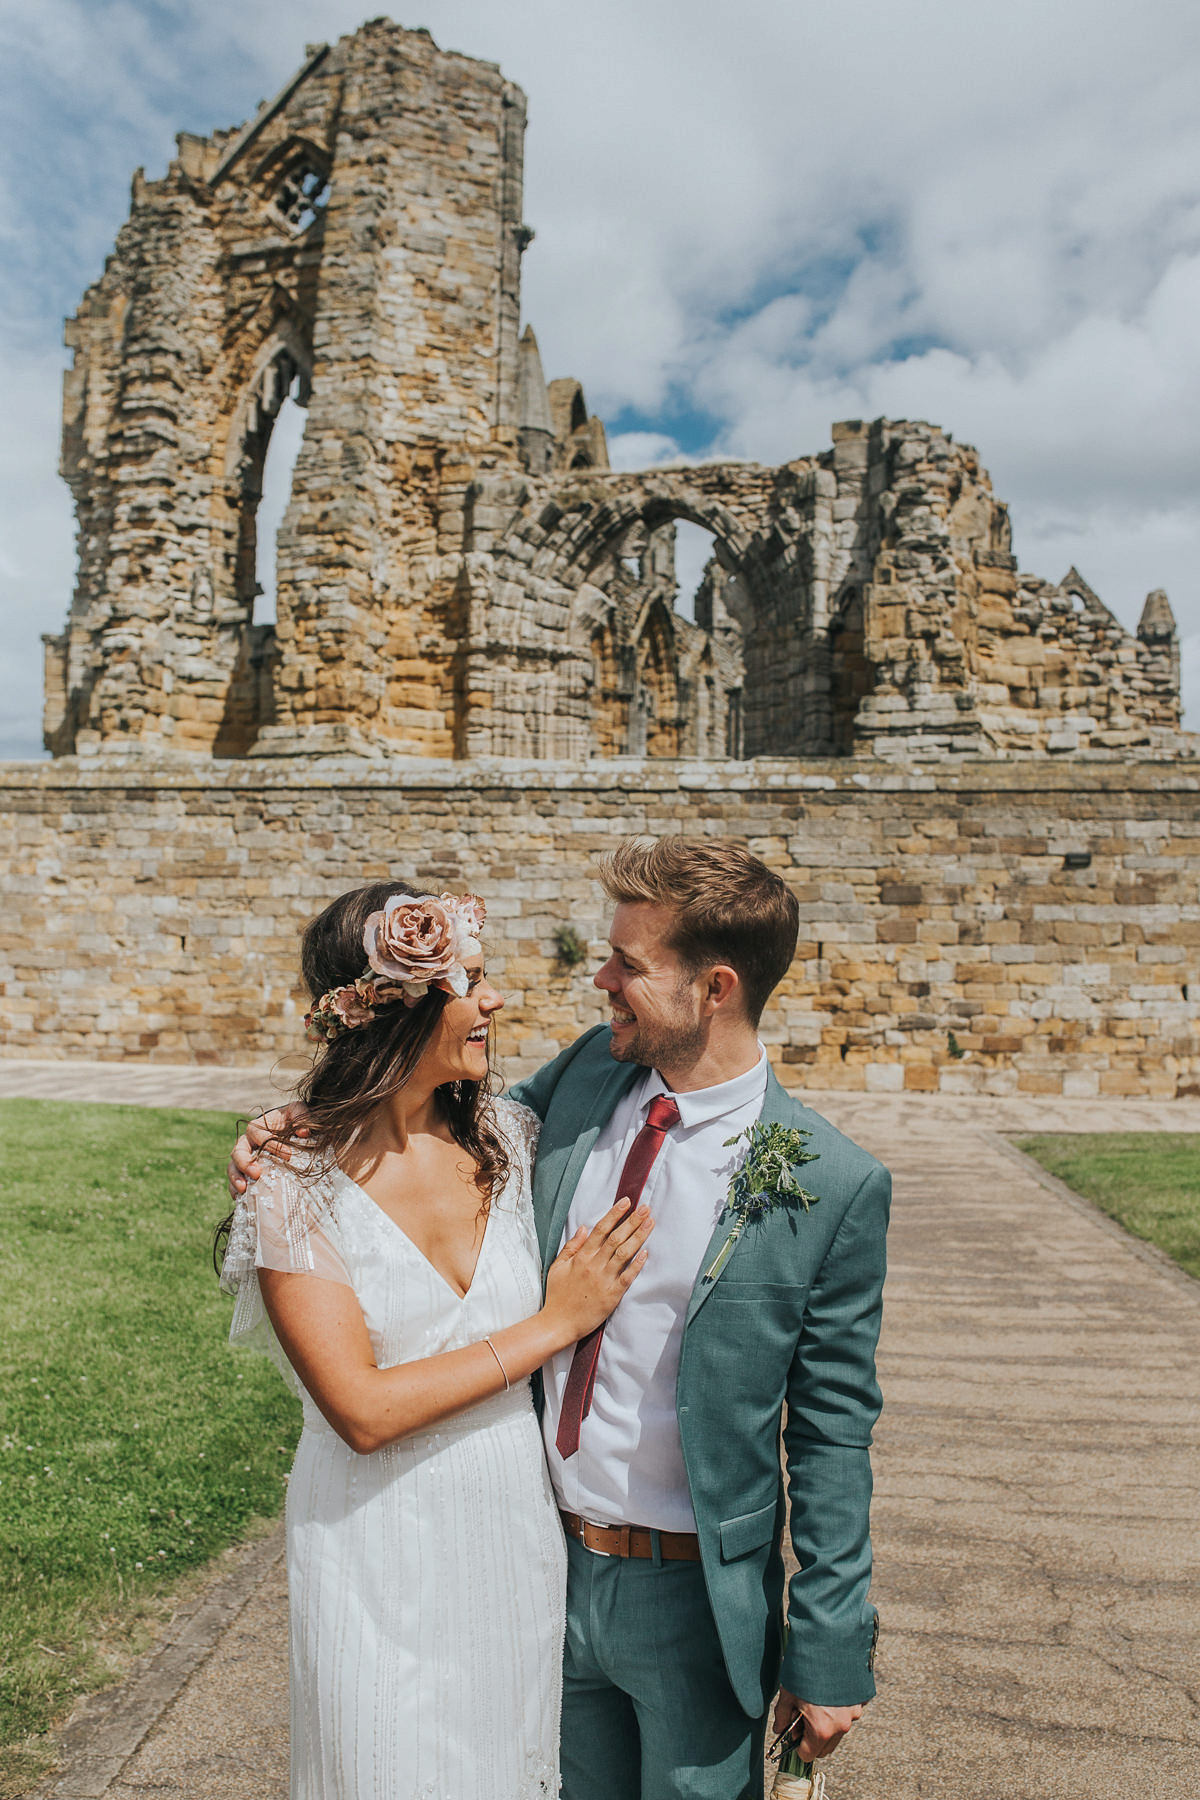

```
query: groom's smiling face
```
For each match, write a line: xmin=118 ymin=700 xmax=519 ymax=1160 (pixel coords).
xmin=593 ymin=902 xmax=706 ymax=1076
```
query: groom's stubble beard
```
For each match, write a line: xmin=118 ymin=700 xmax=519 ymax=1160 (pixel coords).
xmin=607 ymin=978 xmax=706 ymax=1076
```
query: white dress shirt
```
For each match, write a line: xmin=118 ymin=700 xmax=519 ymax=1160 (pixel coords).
xmin=542 ymin=1049 xmax=768 ymax=1532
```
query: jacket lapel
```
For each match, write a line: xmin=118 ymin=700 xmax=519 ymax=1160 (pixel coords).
xmin=684 ymin=1069 xmax=814 ymax=1326
xmin=538 ymin=1058 xmax=642 ymax=1269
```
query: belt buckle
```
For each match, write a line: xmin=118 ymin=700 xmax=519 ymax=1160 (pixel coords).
xmin=583 ymin=1518 xmax=630 ymax=1558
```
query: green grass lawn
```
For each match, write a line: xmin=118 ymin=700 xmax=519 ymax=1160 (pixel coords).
xmin=0 ymin=1099 xmax=300 ymax=1791
xmin=1015 ymin=1132 xmax=1200 ymax=1281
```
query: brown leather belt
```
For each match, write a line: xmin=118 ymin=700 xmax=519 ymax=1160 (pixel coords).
xmin=560 ymin=1509 xmax=702 ymax=1562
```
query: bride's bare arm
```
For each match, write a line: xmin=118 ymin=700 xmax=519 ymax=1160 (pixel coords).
xmin=257 ymin=1199 xmax=652 ymax=1454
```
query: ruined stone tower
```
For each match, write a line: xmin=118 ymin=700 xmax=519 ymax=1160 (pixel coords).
xmin=45 ymin=18 xmax=1181 ymax=765
xmin=46 ymin=23 xmax=534 ymax=759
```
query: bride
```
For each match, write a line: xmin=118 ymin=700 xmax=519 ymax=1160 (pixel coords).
xmin=217 ymin=881 xmax=652 ymax=1800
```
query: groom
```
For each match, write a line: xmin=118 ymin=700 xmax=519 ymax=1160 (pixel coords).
xmin=510 ymin=836 xmax=888 ymax=1799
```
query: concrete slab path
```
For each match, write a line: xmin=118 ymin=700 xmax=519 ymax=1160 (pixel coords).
xmin=9 ymin=1062 xmax=1199 ymax=1800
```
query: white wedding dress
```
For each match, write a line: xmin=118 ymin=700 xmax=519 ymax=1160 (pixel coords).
xmin=221 ymin=1099 xmax=566 ymax=1800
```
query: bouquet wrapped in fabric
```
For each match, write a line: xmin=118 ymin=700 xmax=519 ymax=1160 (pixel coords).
xmin=770 ymin=1729 xmax=826 ymax=1798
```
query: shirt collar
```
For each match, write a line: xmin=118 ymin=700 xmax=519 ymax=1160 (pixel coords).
xmin=641 ymin=1046 xmax=768 ymax=1129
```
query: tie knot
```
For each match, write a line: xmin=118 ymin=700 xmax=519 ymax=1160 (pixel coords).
xmin=645 ymin=1093 xmax=681 ymax=1132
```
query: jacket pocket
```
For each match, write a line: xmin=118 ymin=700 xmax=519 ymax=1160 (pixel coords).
xmin=719 ymin=1499 xmax=778 ymax=1563
xmin=710 ymin=1277 xmax=804 ymax=1293
xmin=707 ymin=1279 xmax=807 ymax=1309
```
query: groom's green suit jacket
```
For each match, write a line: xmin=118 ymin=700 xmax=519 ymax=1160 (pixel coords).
xmin=512 ymin=1026 xmax=889 ymax=1717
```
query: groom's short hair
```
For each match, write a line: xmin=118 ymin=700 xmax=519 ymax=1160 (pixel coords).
xmin=597 ymin=836 xmax=800 ymax=1026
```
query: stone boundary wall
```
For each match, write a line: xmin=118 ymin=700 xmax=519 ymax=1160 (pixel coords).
xmin=2 ymin=756 xmax=1198 ymax=1098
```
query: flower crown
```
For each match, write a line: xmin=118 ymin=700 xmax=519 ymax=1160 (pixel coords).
xmin=304 ymin=891 xmax=486 ymax=1043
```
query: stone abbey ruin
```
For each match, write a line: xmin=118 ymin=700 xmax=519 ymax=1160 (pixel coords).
xmin=9 ymin=17 xmax=1200 ymax=1095
xmin=44 ymin=21 xmax=1182 ymax=766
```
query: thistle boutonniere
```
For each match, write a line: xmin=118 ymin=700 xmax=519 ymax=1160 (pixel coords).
xmin=702 ymin=1122 xmax=820 ymax=1282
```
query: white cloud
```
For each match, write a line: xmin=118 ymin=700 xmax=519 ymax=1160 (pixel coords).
xmin=1182 ymin=636 xmax=1200 ymax=728
xmin=0 ymin=333 xmax=75 ymax=757
xmin=608 ymin=432 xmax=684 ymax=471
xmin=2 ymin=0 xmax=1199 ymax=756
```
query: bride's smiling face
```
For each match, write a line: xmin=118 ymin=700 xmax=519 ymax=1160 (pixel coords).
xmin=423 ymin=956 xmax=504 ymax=1086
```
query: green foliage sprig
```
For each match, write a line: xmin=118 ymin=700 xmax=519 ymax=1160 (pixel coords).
xmin=703 ymin=1121 xmax=820 ymax=1281
xmin=553 ymin=923 xmax=588 ymax=968
xmin=724 ymin=1121 xmax=819 ymax=1223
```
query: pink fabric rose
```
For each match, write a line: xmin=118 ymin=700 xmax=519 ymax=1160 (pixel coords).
xmin=331 ymin=981 xmax=376 ymax=1029
xmin=441 ymin=893 xmax=486 ymax=944
xmin=362 ymin=894 xmax=475 ymax=1001
xmin=366 ymin=978 xmax=416 ymax=1010
xmin=304 ymin=986 xmax=367 ymax=1042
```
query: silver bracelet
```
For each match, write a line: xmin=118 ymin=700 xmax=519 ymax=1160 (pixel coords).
xmin=482 ymin=1335 xmax=511 ymax=1392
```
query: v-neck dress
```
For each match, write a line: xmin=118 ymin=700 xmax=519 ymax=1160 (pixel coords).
xmin=220 ymin=1099 xmax=565 ymax=1800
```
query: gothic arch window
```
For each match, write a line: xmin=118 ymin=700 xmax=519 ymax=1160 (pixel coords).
xmin=566 ymin=501 xmax=753 ymax=760
xmin=671 ymin=520 xmax=719 ymax=621
xmin=227 ymin=342 xmax=311 ymax=619
xmin=726 ymin=689 xmax=744 ymax=758
xmin=588 ymin=621 xmax=627 ymax=757
xmin=829 ymin=586 xmax=874 ymax=755
xmin=252 ymin=139 xmax=331 ymax=235
xmin=272 ymin=158 xmax=330 ymax=233
xmin=633 ymin=603 xmax=679 ymax=757
xmin=254 ymin=380 xmax=306 ymax=622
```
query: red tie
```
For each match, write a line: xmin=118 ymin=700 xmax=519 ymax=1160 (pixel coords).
xmin=555 ymin=1091 xmax=681 ymax=1460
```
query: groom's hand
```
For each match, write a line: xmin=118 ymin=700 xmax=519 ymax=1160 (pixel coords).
xmin=772 ymin=1690 xmax=864 ymax=1760
xmin=226 ymin=1105 xmax=306 ymax=1197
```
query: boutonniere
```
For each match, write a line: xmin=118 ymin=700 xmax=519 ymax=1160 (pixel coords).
xmin=702 ymin=1122 xmax=820 ymax=1282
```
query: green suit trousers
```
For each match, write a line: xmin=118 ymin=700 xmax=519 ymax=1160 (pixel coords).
xmin=561 ymin=1538 xmax=767 ymax=1800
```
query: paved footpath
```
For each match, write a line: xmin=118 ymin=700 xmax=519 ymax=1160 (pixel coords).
xmin=8 ymin=1063 xmax=1199 ymax=1800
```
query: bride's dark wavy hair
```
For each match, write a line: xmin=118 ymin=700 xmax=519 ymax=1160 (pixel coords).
xmin=214 ymin=880 xmax=510 ymax=1270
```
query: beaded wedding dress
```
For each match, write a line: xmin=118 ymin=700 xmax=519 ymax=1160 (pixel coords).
xmin=221 ymin=1099 xmax=565 ymax=1800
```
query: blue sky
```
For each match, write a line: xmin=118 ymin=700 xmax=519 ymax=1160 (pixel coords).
xmin=3 ymin=0 xmax=1200 ymax=754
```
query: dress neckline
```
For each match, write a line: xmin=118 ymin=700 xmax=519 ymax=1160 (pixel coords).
xmin=334 ymin=1166 xmax=493 ymax=1303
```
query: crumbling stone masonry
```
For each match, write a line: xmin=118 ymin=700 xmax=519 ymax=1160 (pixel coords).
xmin=43 ymin=20 xmax=1181 ymax=765
xmin=19 ymin=19 xmax=1200 ymax=1096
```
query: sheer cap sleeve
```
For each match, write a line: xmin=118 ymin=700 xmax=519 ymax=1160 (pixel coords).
xmin=492 ymin=1096 xmax=541 ymax=1184
xmin=491 ymin=1095 xmax=543 ymax=1273
xmin=220 ymin=1153 xmax=350 ymax=1384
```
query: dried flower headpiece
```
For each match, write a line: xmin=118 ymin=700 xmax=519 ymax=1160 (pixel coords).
xmin=304 ymin=892 xmax=486 ymax=1043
